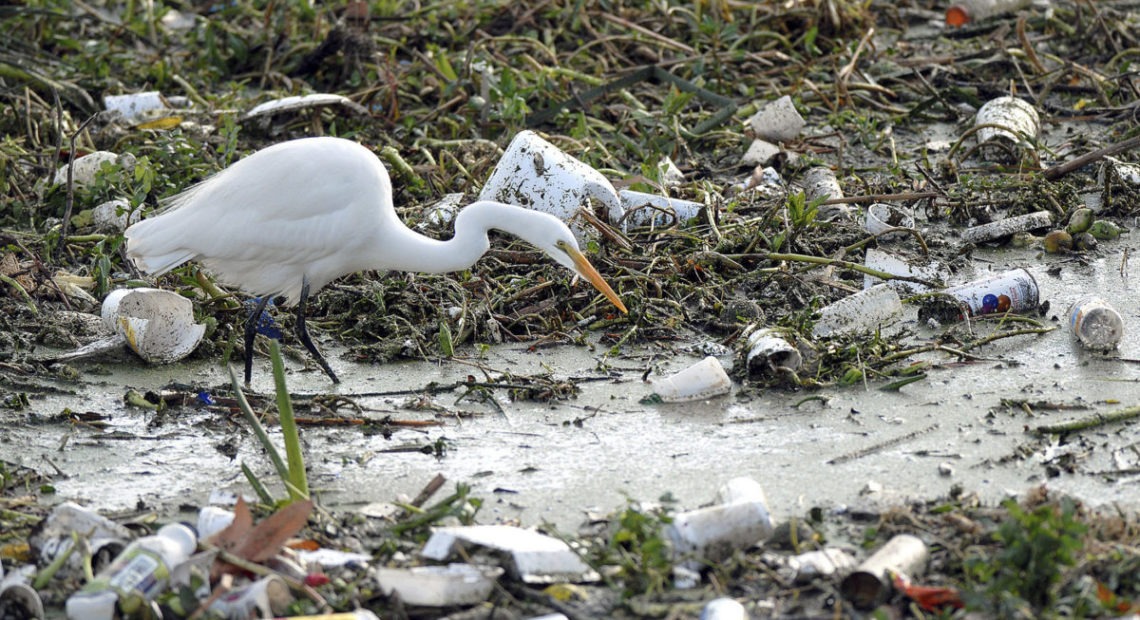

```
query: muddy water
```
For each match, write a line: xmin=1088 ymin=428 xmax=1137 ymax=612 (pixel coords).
xmin=7 ymin=245 xmax=1140 ymax=530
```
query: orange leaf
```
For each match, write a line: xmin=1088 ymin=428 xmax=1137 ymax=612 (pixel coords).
xmin=232 ymin=499 xmax=314 ymax=563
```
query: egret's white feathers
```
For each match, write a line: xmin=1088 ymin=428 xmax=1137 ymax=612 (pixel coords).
xmin=124 ymin=136 xmax=614 ymax=309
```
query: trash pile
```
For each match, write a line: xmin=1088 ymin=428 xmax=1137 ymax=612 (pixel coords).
xmin=6 ymin=0 xmax=1140 ymax=617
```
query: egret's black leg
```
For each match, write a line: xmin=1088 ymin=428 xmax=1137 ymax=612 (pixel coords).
xmin=244 ymin=296 xmax=271 ymax=385
xmin=297 ymin=276 xmax=340 ymax=383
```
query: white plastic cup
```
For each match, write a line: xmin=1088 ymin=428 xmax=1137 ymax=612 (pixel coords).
xmin=650 ymin=356 xmax=732 ymax=402
xmin=864 ymin=203 xmax=915 ymax=241
xmin=1069 ymin=296 xmax=1124 ymax=351
xmin=478 ymin=130 xmax=624 ymax=240
xmin=197 ymin=505 xmax=236 ymax=542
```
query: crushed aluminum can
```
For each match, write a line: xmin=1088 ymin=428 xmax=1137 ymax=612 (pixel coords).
xmin=918 ymin=268 xmax=1039 ymax=323
xmin=649 ymin=356 xmax=732 ymax=402
xmin=375 ymin=563 xmax=503 ymax=607
xmin=478 ymin=130 xmax=624 ymax=241
xmin=745 ymin=328 xmax=802 ymax=376
xmin=840 ymin=534 xmax=929 ymax=610
xmin=812 ymin=284 xmax=903 ymax=339
xmin=786 ymin=548 xmax=858 ymax=584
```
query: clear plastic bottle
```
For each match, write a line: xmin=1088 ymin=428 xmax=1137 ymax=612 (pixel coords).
xmin=65 ymin=522 xmax=197 ymax=620
xmin=1069 ymin=296 xmax=1124 ymax=351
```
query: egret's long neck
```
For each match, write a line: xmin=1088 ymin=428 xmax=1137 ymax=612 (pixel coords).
xmin=370 ymin=201 xmax=543 ymax=274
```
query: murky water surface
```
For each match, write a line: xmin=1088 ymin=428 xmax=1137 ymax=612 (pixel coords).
xmin=6 ymin=247 xmax=1140 ymax=529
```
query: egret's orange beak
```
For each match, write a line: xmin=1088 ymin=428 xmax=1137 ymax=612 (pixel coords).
xmin=566 ymin=246 xmax=628 ymax=314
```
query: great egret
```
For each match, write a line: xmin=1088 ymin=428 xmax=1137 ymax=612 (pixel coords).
xmin=124 ymin=136 xmax=628 ymax=384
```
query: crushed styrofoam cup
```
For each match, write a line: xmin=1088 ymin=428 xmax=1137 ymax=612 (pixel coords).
xmin=478 ymin=130 xmax=624 ymax=240
xmin=741 ymin=139 xmax=780 ymax=167
xmin=619 ymin=190 xmax=703 ymax=228
xmin=650 ymin=356 xmax=732 ymax=402
xmin=747 ymin=95 xmax=804 ymax=142
xmin=812 ymin=285 xmax=903 ymax=339
xmin=658 ymin=156 xmax=685 ymax=186
xmin=421 ymin=525 xmax=598 ymax=583
xmin=53 ymin=151 xmax=135 ymax=188
xmin=104 ymin=92 xmax=169 ymax=124
xmin=801 ymin=166 xmax=855 ymax=220
xmin=864 ymin=203 xmax=915 ymax=241
xmin=974 ymin=96 xmax=1039 ymax=146
xmin=101 ymin=287 xmax=206 ymax=363
xmin=376 ymin=563 xmax=502 ymax=607
xmin=92 ymin=199 xmax=141 ymax=232
xmin=423 ymin=193 xmax=466 ymax=226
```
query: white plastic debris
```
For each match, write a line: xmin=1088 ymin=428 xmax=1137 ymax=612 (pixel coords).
xmin=734 ymin=165 xmax=785 ymax=198
xmin=974 ymin=96 xmax=1040 ymax=147
xmin=53 ymin=151 xmax=135 ymax=188
xmin=658 ymin=156 xmax=685 ymax=187
xmin=244 ymin=94 xmax=369 ymax=120
xmin=197 ymin=506 xmax=236 ymax=542
xmin=665 ymin=478 xmax=775 ymax=566
xmin=423 ymin=193 xmax=467 ymax=226
xmin=786 ymin=548 xmax=858 ymax=584
xmin=741 ymin=139 xmax=780 ymax=167
xmin=812 ymin=285 xmax=903 ymax=339
xmin=421 ymin=525 xmax=599 ymax=583
xmin=0 ymin=563 xmax=45 ymax=620
xmin=30 ymin=502 xmax=132 ymax=574
xmin=649 ymin=356 xmax=732 ymax=402
xmin=961 ymin=211 xmax=1052 ymax=244
xmin=103 ymin=92 xmax=169 ymax=124
xmin=864 ymin=203 xmax=915 ymax=241
xmin=700 ymin=597 xmax=748 ymax=620
xmin=375 ymin=563 xmax=502 ymax=607
xmin=91 ymin=199 xmax=141 ymax=232
xmin=619 ymin=190 xmax=703 ymax=228
xmin=862 ymin=249 xmax=943 ymax=294
xmin=478 ymin=130 xmax=624 ymax=241
xmin=801 ymin=166 xmax=854 ymax=220
xmin=208 ymin=575 xmax=293 ymax=619
xmin=101 ymin=287 xmax=206 ymax=364
xmin=747 ymin=95 xmax=804 ymax=142
xmin=744 ymin=328 xmax=802 ymax=376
